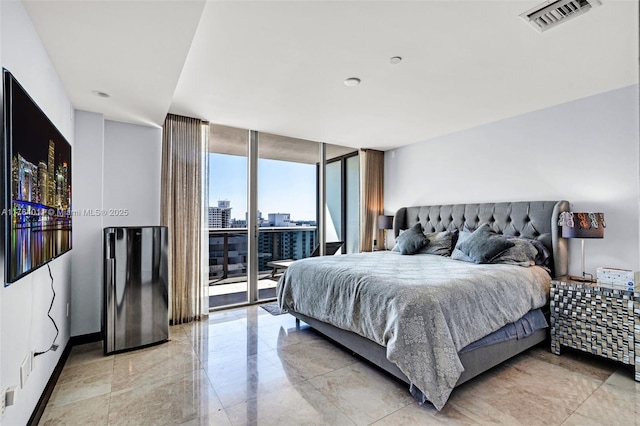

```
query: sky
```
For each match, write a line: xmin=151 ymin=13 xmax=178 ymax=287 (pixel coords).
xmin=208 ymin=153 xmax=317 ymax=221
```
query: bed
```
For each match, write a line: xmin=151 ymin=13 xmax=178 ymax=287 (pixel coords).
xmin=277 ymin=200 xmax=569 ymax=410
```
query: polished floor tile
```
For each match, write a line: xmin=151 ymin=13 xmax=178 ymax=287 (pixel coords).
xmin=447 ymin=353 xmax=604 ymax=425
xmin=223 ymin=381 xmax=355 ymax=426
xmin=309 ymin=362 xmax=414 ymax=425
xmin=40 ymin=394 xmax=110 ymax=426
xmin=570 ymin=369 xmax=640 ymax=425
xmin=39 ymin=305 xmax=640 ymax=425
xmin=56 ymin=356 xmax=114 ymax=387
xmin=108 ymin=369 xmax=224 ymax=426
xmin=47 ymin=370 xmax=112 ymax=407
xmin=111 ymin=340 xmax=202 ymax=392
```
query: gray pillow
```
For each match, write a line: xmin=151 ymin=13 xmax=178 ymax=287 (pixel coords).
xmin=490 ymin=238 xmax=537 ymax=267
xmin=453 ymin=223 xmax=514 ymax=264
xmin=503 ymin=236 xmax=552 ymax=269
xmin=451 ymin=231 xmax=474 ymax=262
xmin=393 ymin=223 xmax=429 ymax=255
xmin=417 ymin=230 xmax=454 ymax=256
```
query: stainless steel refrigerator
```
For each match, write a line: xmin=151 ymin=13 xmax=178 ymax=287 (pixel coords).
xmin=103 ymin=226 xmax=169 ymax=354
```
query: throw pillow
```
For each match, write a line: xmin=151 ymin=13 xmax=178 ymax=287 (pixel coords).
xmin=450 ymin=230 xmax=473 ymax=262
xmin=394 ymin=223 xmax=429 ymax=255
xmin=453 ymin=223 xmax=514 ymax=264
xmin=417 ymin=230 xmax=454 ymax=256
xmin=490 ymin=238 xmax=537 ymax=267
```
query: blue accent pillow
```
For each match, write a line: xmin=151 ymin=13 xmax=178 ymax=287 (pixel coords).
xmin=394 ymin=223 xmax=429 ymax=255
xmin=452 ymin=223 xmax=514 ymax=264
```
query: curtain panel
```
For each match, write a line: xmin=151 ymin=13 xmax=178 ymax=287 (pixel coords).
xmin=359 ymin=149 xmax=384 ymax=252
xmin=161 ymin=114 xmax=205 ymax=324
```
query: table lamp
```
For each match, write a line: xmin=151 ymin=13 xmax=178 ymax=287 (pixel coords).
xmin=378 ymin=215 xmax=394 ymax=250
xmin=559 ymin=212 xmax=605 ymax=282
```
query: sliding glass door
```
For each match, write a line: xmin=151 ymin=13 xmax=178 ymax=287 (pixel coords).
xmin=206 ymin=124 xmax=356 ymax=309
xmin=257 ymin=134 xmax=320 ymax=301
xmin=325 ymin=152 xmax=360 ymax=254
xmin=207 ymin=125 xmax=249 ymax=309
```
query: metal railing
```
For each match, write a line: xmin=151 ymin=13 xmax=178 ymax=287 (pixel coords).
xmin=208 ymin=226 xmax=317 ymax=285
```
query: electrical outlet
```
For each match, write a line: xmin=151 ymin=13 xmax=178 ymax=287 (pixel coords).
xmin=20 ymin=356 xmax=30 ymax=388
xmin=1 ymin=388 xmax=6 ymax=419
xmin=5 ymin=387 xmax=16 ymax=407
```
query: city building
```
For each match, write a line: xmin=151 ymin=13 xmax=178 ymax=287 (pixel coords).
xmin=208 ymin=200 xmax=231 ymax=228
xmin=208 ymin=226 xmax=316 ymax=280
xmin=268 ymin=212 xmax=292 ymax=227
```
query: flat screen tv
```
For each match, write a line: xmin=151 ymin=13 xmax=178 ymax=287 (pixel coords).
xmin=2 ymin=69 xmax=72 ymax=285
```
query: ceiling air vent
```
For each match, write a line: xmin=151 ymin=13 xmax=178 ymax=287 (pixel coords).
xmin=520 ymin=0 xmax=602 ymax=32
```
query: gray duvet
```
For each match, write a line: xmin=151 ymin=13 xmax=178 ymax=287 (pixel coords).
xmin=276 ymin=251 xmax=550 ymax=410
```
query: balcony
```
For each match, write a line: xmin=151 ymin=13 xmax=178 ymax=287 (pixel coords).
xmin=208 ymin=226 xmax=317 ymax=309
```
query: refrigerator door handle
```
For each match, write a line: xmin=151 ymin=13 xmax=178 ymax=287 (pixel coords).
xmin=106 ymin=230 xmax=115 ymax=260
xmin=104 ymin=230 xmax=116 ymax=353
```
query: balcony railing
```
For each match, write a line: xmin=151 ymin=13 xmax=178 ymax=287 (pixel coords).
xmin=208 ymin=226 xmax=317 ymax=283
xmin=207 ymin=226 xmax=318 ymax=308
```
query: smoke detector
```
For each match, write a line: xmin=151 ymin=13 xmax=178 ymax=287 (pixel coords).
xmin=520 ymin=0 xmax=602 ymax=32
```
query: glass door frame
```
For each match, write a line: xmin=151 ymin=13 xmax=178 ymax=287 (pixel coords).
xmin=246 ymin=133 xmax=327 ymax=304
xmin=318 ymin=150 xmax=359 ymax=254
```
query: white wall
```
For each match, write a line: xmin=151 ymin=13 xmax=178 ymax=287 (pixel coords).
xmin=385 ymin=84 xmax=640 ymax=277
xmin=103 ymin=120 xmax=162 ymax=228
xmin=0 ymin=2 xmax=73 ymax=424
xmin=70 ymin=116 xmax=162 ymax=337
xmin=70 ymin=111 xmax=104 ymax=337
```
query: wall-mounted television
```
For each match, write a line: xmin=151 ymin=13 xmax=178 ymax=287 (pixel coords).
xmin=2 ymin=69 xmax=72 ymax=285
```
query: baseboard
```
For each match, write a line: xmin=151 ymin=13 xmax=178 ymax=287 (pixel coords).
xmin=27 ymin=341 xmax=72 ymax=426
xmin=27 ymin=332 xmax=102 ymax=425
xmin=69 ymin=331 xmax=102 ymax=346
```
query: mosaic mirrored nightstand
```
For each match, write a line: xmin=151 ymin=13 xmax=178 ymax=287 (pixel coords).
xmin=550 ymin=276 xmax=640 ymax=381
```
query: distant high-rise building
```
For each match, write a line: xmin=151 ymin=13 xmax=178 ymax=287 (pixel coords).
xmin=15 ymin=154 xmax=38 ymax=203
xmin=208 ymin=226 xmax=316 ymax=279
xmin=268 ymin=213 xmax=292 ymax=227
xmin=55 ymin=165 xmax=63 ymax=207
xmin=37 ymin=161 xmax=48 ymax=204
xmin=47 ymin=140 xmax=55 ymax=205
xmin=208 ymin=200 xmax=232 ymax=228
xmin=61 ymin=162 xmax=69 ymax=209
xmin=230 ymin=218 xmax=247 ymax=228
xmin=11 ymin=157 xmax=19 ymax=201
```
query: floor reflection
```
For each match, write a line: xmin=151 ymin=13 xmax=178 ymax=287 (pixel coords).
xmin=39 ymin=304 xmax=640 ymax=426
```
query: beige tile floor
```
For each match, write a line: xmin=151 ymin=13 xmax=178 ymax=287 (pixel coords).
xmin=39 ymin=305 xmax=640 ymax=425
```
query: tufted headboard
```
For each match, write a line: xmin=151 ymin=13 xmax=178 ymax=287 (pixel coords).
xmin=393 ymin=200 xmax=570 ymax=277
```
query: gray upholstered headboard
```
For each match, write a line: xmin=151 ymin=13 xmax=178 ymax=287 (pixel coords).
xmin=393 ymin=201 xmax=570 ymax=277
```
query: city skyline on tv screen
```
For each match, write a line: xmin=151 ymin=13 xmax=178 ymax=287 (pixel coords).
xmin=4 ymin=69 xmax=72 ymax=284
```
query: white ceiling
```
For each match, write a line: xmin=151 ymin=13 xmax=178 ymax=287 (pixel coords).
xmin=24 ymin=1 xmax=639 ymax=151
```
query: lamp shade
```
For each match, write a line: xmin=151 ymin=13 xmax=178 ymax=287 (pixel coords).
xmin=378 ymin=215 xmax=394 ymax=230
xmin=560 ymin=212 xmax=605 ymax=239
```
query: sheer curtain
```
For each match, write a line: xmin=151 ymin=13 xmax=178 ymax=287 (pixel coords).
xmin=161 ymin=114 xmax=207 ymax=324
xmin=359 ymin=149 xmax=384 ymax=252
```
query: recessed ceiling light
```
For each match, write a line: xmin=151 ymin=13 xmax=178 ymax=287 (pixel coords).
xmin=92 ymin=90 xmax=111 ymax=98
xmin=344 ymin=77 xmax=361 ymax=87
xmin=390 ymin=56 xmax=402 ymax=64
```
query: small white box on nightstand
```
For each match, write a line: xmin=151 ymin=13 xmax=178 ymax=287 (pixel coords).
xmin=596 ymin=267 xmax=638 ymax=289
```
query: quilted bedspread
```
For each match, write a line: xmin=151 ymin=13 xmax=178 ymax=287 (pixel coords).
xmin=276 ymin=251 xmax=549 ymax=410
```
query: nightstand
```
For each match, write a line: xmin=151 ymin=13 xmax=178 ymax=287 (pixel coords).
xmin=550 ymin=276 xmax=640 ymax=381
